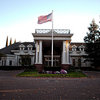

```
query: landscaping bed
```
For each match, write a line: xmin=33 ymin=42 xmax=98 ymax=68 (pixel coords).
xmin=17 ymin=69 xmax=87 ymax=78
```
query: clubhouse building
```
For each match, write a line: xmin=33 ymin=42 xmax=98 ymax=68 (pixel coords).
xmin=0 ymin=29 xmax=91 ymax=71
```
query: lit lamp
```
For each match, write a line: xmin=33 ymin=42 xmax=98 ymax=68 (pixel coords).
xmin=66 ymin=40 xmax=68 ymax=48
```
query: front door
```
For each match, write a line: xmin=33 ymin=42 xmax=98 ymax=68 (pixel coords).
xmin=44 ymin=55 xmax=60 ymax=67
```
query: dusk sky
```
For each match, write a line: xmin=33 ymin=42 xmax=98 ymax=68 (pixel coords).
xmin=0 ymin=0 xmax=100 ymax=48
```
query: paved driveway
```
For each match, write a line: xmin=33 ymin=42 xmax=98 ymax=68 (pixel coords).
xmin=0 ymin=70 xmax=100 ymax=100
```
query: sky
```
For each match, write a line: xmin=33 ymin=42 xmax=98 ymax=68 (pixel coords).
xmin=0 ymin=0 xmax=100 ymax=49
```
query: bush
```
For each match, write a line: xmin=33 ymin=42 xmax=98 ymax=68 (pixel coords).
xmin=68 ymin=65 xmax=75 ymax=72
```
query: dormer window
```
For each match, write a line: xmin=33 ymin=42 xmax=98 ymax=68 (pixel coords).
xmin=79 ymin=45 xmax=85 ymax=51
xmin=27 ymin=44 xmax=33 ymax=50
xmin=19 ymin=44 xmax=25 ymax=50
xmin=72 ymin=45 xmax=77 ymax=51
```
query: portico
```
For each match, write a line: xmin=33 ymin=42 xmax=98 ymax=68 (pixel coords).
xmin=32 ymin=29 xmax=73 ymax=72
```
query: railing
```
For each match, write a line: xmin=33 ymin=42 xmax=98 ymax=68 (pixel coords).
xmin=35 ymin=29 xmax=70 ymax=34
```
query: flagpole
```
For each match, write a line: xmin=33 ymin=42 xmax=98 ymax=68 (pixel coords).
xmin=51 ymin=10 xmax=53 ymax=67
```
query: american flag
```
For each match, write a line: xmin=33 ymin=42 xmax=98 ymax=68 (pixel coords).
xmin=38 ymin=13 xmax=52 ymax=24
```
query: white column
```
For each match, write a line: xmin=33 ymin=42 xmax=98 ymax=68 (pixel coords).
xmin=35 ymin=41 xmax=38 ymax=64
xmin=39 ymin=41 xmax=42 ymax=64
xmin=66 ymin=41 xmax=70 ymax=64
xmin=31 ymin=56 xmax=34 ymax=65
xmin=62 ymin=41 xmax=66 ymax=64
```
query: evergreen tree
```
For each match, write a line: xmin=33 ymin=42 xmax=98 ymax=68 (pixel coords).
xmin=6 ymin=36 xmax=8 ymax=47
xmin=10 ymin=38 xmax=12 ymax=45
xmin=84 ymin=19 xmax=100 ymax=69
xmin=14 ymin=39 xmax=16 ymax=44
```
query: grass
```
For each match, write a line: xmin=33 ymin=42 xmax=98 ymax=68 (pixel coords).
xmin=17 ymin=70 xmax=87 ymax=78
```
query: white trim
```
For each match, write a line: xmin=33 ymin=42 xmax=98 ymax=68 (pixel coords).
xmin=34 ymin=37 xmax=72 ymax=40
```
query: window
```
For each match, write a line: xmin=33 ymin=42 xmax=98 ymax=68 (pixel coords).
xmin=9 ymin=60 xmax=12 ymax=66
xmin=79 ymin=45 xmax=85 ymax=51
xmin=20 ymin=55 xmax=31 ymax=66
xmin=44 ymin=56 xmax=60 ymax=67
xmin=19 ymin=59 xmax=21 ymax=64
xmin=27 ymin=44 xmax=33 ymax=50
xmin=72 ymin=45 xmax=77 ymax=51
xmin=20 ymin=47 xmax=25 ymax=50
xmin=72 ymin=59 xmax=75 ymax=66
xmin=28 ymin=47 xmax=32 ymax=50
xmin=78 ymin=58 xmax=81 ymax=68
xmin=19 ymin=44 xmax=25 ymax=50
xmin=2 ymin=60 xmax=3 ymax=66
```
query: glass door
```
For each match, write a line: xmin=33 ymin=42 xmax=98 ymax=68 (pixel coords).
xmin=44 ymin=55 xmax=60 ymax=67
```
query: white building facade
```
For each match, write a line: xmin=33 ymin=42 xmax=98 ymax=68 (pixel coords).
xmin=0 ymin=42 xmax=35 ymax=67
xmin=0 ymin=29 xmax=91 ymax=71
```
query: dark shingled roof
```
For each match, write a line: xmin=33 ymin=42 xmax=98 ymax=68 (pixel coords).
xmin=70 ymin=42 xmax=85 ymax=46
xmin=0 ymin=42 xmax=35 ymax=54
xmin=0 ymin=41 xmax=85 ymax=55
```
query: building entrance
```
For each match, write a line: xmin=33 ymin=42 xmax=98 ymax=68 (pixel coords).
xmin=44 ymin=55 xmax=60 ymax=67
xmin=43 ymin=40 xmax=62 ymax=67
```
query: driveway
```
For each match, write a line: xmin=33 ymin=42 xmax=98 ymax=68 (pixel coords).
xmin=0 ymin=70 xmax=100 ymax=100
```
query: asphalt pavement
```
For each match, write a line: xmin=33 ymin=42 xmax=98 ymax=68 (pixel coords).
xmin=0 ymin=70 xmax=100 ymax=100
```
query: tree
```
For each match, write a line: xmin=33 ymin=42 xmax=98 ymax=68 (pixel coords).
xmin=6 ymin=36 xmax=8 ymax=47
xmin=20 ymin=55 xmax=31 ymax=66
xmin=10 ymin=38 xmax=12 ymax=45
xmin=84 ymin=19 xmax=100 ymax=69
xmin=14 ymin=39 xmax=16 ymax=44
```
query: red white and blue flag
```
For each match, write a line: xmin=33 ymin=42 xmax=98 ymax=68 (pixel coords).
xmin=38 ymin=13 xmax=52 ymax=24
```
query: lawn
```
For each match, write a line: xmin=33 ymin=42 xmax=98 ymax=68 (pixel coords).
xmin=17 ymin=70 xmax=87 ymax=78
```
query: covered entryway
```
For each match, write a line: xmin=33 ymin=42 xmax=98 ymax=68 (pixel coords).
xmin=44 ymin=55 xmax=60 ymax=67
xmin=43 ymin=40 xmax=62 ymax=67
xmin=32 ymin=29 xmax=73 ymax=72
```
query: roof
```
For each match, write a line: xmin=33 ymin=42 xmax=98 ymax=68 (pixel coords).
xmin=33 ymin=29 xmax=73 ymax=38
xmin=70 ymin=42 xmax=86 ymax=51
xmin=33 ymin=33 xmax=73 ymax=37
xmin=0 ymin=42 xmax=86 ymax=55
xmin=70 ymin=42 xmax=85 ymax=46
xmin=0 ymin=42 xmax=35 ymax=54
